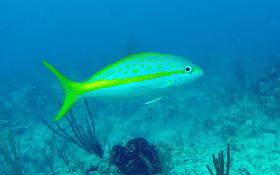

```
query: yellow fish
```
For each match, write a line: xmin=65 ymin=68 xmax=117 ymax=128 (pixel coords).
xmin=42 ymin=53 xmax=203 ymax=121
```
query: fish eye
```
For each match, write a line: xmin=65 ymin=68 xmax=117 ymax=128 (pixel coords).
xmin=185 ymin=66 xmax=192 ymax=73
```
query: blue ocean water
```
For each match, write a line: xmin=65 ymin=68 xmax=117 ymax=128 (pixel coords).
xmin=0 ymin=0 xmax=280 ymax=174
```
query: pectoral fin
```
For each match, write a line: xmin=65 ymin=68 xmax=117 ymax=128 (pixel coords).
xmin=145 ymin=96 xmax=164 ymax=105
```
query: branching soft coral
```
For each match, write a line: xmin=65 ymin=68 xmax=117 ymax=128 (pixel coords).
xmin=0 ymin=128 xmax=23 ymax=175
xmin=206 ymin=144 xmax=231 ymax=175
xmin=43 ymin=99 xmax=104 ymax=158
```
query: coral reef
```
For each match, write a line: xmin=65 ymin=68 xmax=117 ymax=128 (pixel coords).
xmin=2 ymin=55 xmax=280 ymax=174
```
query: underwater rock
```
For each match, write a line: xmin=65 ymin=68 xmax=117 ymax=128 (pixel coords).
xmin=111 ymin=137 xmax=162 ymax=175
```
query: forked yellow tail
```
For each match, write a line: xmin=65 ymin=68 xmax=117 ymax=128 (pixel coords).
xmin=41 ymin=61 xmax=81 ymax=121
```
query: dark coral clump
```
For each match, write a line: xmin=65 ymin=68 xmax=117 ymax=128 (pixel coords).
xmin=111 ymin=137 xmax=162 ymax=175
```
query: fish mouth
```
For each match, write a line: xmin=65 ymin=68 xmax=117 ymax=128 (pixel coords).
xmin=192 ymin=67 xmax=204 ymax=78
xmin=197 ymin=69 xmax=204 ymax=77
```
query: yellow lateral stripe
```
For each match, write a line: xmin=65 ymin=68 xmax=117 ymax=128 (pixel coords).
xmin=81 ymin=70 xmax=184 ymax=93
xmin=87 ymin=53 xmax=167 ymax=81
